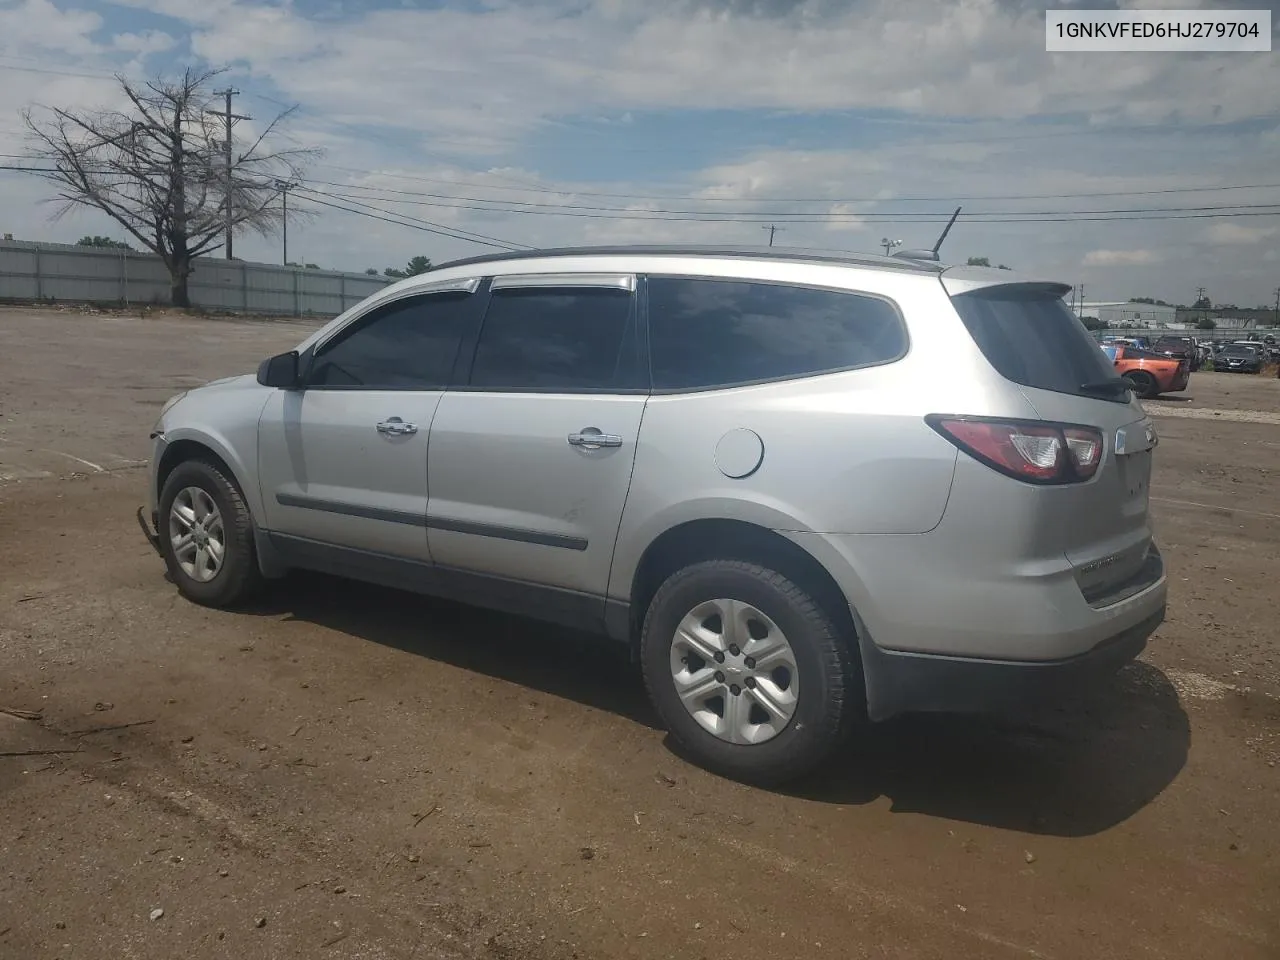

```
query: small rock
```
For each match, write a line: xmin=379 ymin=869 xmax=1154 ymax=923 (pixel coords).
xmin=694 ymin=922 xmax=702 ymax=930
xmin=406 ymin=854 xmax=420 ymax=863
xmin=149 ymin=908 xmax=164 ymax=922
xmin=334 ymin=886 xmax=346 ymax=894
xmin=579 ymin=846 xmax=595 ymax=861
xmin=258 ymin=744 xmax=269 ymax=752
xmin=180 ymin=736 xmax=194 ymax=744
xmin=1024 ymin=851 xmax=1036 ymax=864
xmin=55 ymin=921 xmax=66 ymax=930
xmin=218 ymin=868 xmax=229 ymax=877
xmin=1229 ymin=842 xmax=1239 ymax=851
xmin=94 ymin=702 xmax=113 ymax=712
xmin=254 ymin=917 xmax=267 ymax=928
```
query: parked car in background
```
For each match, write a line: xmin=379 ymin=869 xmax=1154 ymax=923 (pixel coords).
xmin=136 ymin=245 xmax=1167 ymax=785
xmin=1100 ymin=344 xmax=1191 ymax=398
xmin=1152 ymin=335 xmax=1201 ymax=371
xmin=1217 ymin=343 xmax=1265 ymax=373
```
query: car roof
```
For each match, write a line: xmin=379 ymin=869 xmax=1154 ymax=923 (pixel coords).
xmin=432 ymin=243 xmax=949 ymax=275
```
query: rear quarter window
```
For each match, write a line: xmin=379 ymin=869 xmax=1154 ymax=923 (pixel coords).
xmin=646 ymin=276 xmax=908 ymax=391
xmin=950 ymin=286 xmax=1124 ymax=401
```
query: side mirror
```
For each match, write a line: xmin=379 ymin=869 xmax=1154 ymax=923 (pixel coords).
xmin=257 ymin=351 xmax=301 ymax=389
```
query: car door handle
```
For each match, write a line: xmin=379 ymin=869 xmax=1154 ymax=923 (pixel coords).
xmin=376 ymin=417 xmax=418 ymax=436
xmin=568 ymin=428 xmax=623 ymax=449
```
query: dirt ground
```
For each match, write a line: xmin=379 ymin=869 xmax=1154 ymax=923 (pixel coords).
xmin=1 ymin=306 xmax=1277 ymax=960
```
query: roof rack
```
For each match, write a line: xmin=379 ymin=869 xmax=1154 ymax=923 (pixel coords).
xmin=431 ymin=243 xmax=946 ymax=274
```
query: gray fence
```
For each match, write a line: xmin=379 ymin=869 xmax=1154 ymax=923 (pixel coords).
xmin=0 ymin=238 xmax=392 ymax=317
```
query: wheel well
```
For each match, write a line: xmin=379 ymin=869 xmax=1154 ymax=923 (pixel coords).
xmin=156 ymin=440 xmax=239 ymax=500
xmin=629 ymin=519 xmax=857 ymax=648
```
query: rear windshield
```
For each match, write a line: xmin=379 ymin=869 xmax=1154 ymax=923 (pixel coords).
xmin=950 ymin=286 xmax=1126 ymax=402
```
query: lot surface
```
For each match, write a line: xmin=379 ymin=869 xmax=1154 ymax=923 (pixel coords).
xmin=2 ymin=306 xmax=1278 ymax=960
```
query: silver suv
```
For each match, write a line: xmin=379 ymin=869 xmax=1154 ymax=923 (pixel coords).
xmin=138 ymin=245 xmax=1167 ymax=784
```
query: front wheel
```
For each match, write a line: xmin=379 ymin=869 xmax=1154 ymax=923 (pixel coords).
xmin=158 ymin=459 xmax=264 ymax=608
xmin=640 ymin=560 xmax=860 ymax=786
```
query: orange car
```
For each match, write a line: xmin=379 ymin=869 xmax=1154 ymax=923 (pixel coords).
xmin=1100 ymin=344 xmax=1190 ymax=398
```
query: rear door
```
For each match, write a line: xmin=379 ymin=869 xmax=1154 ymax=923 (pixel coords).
xmin=425 ymin=273 xmax=647 ymax=608
xmin=944 ymin=279 xmax=1156 ymax=593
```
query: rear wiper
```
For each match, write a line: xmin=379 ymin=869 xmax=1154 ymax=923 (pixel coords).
xmin=1079 ymin=380 xmax=1131 ymax=396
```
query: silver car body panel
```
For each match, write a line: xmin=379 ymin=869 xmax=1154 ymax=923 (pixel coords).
xmin=147 ymin=245 xmax=1167 ymax=717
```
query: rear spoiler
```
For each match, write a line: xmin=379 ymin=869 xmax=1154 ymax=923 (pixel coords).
xmin=939 ymin=273 xmax=1074 ymax=299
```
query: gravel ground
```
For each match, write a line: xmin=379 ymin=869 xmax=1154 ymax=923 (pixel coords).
xmin=2 ymin=307 xmax=1278 ymax=959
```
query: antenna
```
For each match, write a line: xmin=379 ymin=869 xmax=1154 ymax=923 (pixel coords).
xmin=931 ymin=206 xmax=962 ymax=257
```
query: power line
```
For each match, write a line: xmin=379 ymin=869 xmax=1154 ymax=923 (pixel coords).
xmin=296 ymin=179 xmax=1280 ymax=219
xmin=294 ymin=185 xmax=531 ymax=249
xmin=292 ymin=190 xmax=527 ymax=250
xmin=295 ymin=185 xmax=1280 ymax=223
xmin=306 ymin=163 xmax=1280 ymax=205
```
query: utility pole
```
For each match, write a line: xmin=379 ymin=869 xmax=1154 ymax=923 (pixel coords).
xmin=762 ymin=224 xmax=784 ymax=247
xmin=1274 ymin=286 xmax=1279 ymax=327
xmin=1077 ymin=284 xmax=1084 ymax=320
xmin=207 ymin=88 xmax=249 ymax=260
xmin=276 ymin=180 xmax=291 ymax=265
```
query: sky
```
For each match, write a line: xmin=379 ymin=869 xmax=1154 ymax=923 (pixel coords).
xmin=0 ymin=0 xmax=1278 ymax=307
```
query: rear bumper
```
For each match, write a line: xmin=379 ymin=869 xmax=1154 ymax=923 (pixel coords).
xmin=857 ymin=606 xmax=1163 ymax=720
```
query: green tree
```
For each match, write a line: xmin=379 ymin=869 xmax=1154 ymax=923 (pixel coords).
xmin=966 ymin=256 xmax=991 ymax=267
xmin=1196 ymin=317 xmax=1217 ymax=330
xmin=1081 ymin=316 xmax=1104 ymax=331
xmin=365 ymin=268 xmax=379 ymax=276
xmin=77 ymin=234 xmax=133 ymax=250
xmin=384 ymin=255 xmax=432 ymax=278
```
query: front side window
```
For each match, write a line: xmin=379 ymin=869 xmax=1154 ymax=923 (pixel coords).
xmin=467 ymin=287 xmax=636 ymax=391
xmin=646 ymin=276 xmax=908 ymax=391
xmin=307 ymin=292 xmax=474 ymax=389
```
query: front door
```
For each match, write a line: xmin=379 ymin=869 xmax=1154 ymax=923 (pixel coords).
xmin=426 ymin=274 xmax=646 ymax=605
xmin=257 ymin=283 xmax=479 ymax=560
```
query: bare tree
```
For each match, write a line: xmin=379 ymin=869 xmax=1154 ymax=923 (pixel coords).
xmin=23 ymin=67 xmax=317 ymax=307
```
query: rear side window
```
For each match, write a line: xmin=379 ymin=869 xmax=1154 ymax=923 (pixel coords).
xmin=950 ymin=287 xmax=1123 ymax=401
xmin=468 ymin=288 xmax=636 ymax=391
xmin=647 ymin=277 xmax=907 ymax=391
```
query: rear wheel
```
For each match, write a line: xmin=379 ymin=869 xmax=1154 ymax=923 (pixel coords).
xmin=159 ymin=459 xmax=263 ymax=608
xmin=1122 ymin=371 xmax=1159 ymax=399
xmin=640 ymin=560 xmax=859 ymax=786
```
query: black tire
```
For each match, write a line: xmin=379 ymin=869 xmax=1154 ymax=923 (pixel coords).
xmin=158 ymin=458 xmax=264 ymax=608
xmin=640 ymin=560 xmax=860 ymax=786
xmin=1122 ymin=371 xmax=1159 ymax=399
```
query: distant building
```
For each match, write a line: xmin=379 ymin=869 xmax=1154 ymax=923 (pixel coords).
xmin=1080 ymin=301 xmax=1177 ymax=328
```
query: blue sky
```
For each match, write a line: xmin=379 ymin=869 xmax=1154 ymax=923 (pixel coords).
xmin=1 ymin=0 xmax=1278 ymax=305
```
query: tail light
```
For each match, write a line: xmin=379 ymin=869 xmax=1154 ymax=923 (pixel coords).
xmin=927 ymin=416 xmax=1103 ymax=485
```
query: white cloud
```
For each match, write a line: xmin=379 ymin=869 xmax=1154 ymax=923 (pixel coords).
xmin=1205 ymin=222 xmax=1280 ymax=245
xmin=112 ymin=30 xmax=178 ymax=55
xmin=1083 ymin=249 xmax=1162 ymax=266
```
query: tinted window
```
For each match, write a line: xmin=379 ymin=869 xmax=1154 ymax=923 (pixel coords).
xmin=647 ymin=277 xmax=907 ymax=390
xmin=950 ymin=287 xmax=1124 ymax=402
xmin=1101 ymin=345 xmax=1119 ymax=360
xmin=308 ymin=293 xmax=473 ymax=389
xmin=1220 ymin=345 xmax=1257 ymax=356
xmin=468 ymin=288 xmax=635 ymax=391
